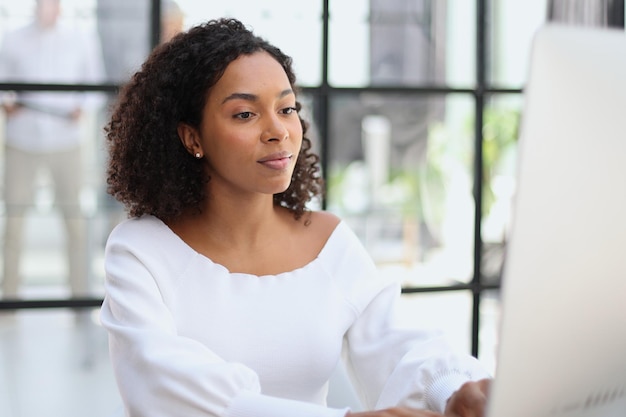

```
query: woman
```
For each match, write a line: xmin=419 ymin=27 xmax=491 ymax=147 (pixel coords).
xmin=100 ymin=18 xmax=491 ymax=417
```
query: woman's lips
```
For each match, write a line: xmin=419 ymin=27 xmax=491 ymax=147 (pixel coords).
xmin=258 ymin=152 xmax=293 ymax=170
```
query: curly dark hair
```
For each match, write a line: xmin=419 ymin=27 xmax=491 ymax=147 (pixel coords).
xmin=105 ymin=18 xmax=324 ymax=221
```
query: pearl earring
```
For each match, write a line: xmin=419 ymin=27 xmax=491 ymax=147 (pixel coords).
xmin=195 ymin=152 xmax=201 ymax=158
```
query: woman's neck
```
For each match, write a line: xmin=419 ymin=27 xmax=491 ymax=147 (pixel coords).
xmin=169 ymin=194 xmax=294 ymax=251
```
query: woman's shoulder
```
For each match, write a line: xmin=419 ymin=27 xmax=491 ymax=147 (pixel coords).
xmin=307 ymin=210 xmax=342 ymax=234
xmin=106 ymin=215 xmax=198 ymax=271
xmin=309 ymin=212 xmax=393 ymax=312
xmin=107 ymin=215 xmax=179 ymax=254
xmin=109 ymin=215 xmax=164 ymax=239
xmin=304 ymin=211 xmax=371 ymax=267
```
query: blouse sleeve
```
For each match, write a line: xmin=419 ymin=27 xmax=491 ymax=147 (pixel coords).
xmin=100 ymin=220 xmax=349 ymax=417
xmin=332 ymin=225 xmax=491 ymax=413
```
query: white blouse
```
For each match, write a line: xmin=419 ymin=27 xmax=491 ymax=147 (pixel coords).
xmin=100 ymin=215 xmax=489 ymax=417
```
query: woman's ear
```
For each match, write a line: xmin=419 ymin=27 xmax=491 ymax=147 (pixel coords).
xmin=177 ymin=122 xmax=202 ymax=158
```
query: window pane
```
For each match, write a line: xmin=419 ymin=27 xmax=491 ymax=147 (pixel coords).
xmin=0 ymin=0 xmax=109 ymax=300
xmin=491 ymin=0 xmax=626 ymax=87
xmin=488 ymin=0 xmax=547 ymax=87
xmin=328 ymin=0 xmax=370 ymax=86
xmin=96 ymin=0 xmax=151 ymax=83
xmin=0 ymin=1 xmax=105 ymax=83
xmin=175 ymin=0 xmax=323 ymax=86
xmin=481 ymin=94 xmax=521 ymax=286
xmin=478 ymin=289 xmax=500 ymax=374
xmin=396 ymin=291 xmax=473 ymax=355
xmin=446 ymin=0 xmax=477 ymax=87
xmin=326 ymin=93 xmax=475 ymax=286
xmin=329 ymin=0 xmax=476 ymax=87
xmin=0 ymin=309 xmax=120 ymax=417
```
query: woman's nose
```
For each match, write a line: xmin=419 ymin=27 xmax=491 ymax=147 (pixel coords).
xmin=261 ymin=114 xmax=289 ymax=142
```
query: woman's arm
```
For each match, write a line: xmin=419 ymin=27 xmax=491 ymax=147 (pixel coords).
xmin=330 ymin=224 xmax=491 ymax=414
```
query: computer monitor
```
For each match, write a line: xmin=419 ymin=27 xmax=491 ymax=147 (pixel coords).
xmin=486 ymin=24 xmax=626 ymax=417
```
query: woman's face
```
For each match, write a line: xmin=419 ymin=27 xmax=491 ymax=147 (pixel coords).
xmin=190 ymin=51 xmax=303 ymax=198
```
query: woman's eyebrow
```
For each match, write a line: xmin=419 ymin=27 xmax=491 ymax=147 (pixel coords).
xmin=277 ymin=88 xmax=294 ymax=99
xmin=222 ymin=92 xmax=256 ymax=104
xmin=221 ymin=89 xmax=294 ymax=104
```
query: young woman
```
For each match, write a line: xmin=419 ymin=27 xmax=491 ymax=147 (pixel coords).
xmin=100 ymin=18 xmax=491 ymax=417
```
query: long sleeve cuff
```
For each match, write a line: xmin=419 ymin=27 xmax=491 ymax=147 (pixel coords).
xmin=425 ymin=371 xmax=476 ymax=413
xmin=225 ymin=391 xmax=350 ymax=417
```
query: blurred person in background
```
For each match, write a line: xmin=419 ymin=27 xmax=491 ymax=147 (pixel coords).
xmin=0 ymin=0 xmax=105 ymax=298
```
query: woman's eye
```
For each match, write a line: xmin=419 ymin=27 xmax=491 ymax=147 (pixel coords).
xmin=235 ymin=112 xmax=253 ymax=120
xmin=281 ymin=107 xmax=297 ymax=115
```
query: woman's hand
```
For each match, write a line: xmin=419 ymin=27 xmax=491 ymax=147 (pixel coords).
xmin=346 ymin=378 xmax=491 ymax=417
xmin=348 ymin=407 xmax=442 ymax=417
xmin=444 ymin=378 xmax=491 ymax=417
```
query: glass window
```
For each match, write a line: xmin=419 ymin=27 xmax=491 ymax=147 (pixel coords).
xmin=486 ymin=0 xmax=623 ymax=88
xmin=446 ymin=0 xmax=477 ymax=87
xmin=481 ymin=94 xmax=522 ymax=286
xmin=329 ymin=0 xmax=476 ymax=88
xmin=396 ymin=291 xmax=474 ymax=355
xmin=326 ymin=93 xmax=476 ymax=286
xmin=328 ymin=0 xmax=370 ymax=86
xmin=0 ymin=0 xmax=104 ymax=84
xmin=478 ymin=289 xmax=501 ymax=374
xmin=0 ymin=0 xmax=109 ymax=300
xmin=488 ymin=0 xmax=547 ymax=88
xmin=96 ymin=0 xmax=151 ymax=84
xmin=174 ymin=0 xmax=323 ymax=86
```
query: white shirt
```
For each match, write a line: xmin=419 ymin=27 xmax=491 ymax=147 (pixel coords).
xmin=0 ymin=22 xmax=105 ymax=152
xmin=100 ymin=215 xmax=490 ymax=417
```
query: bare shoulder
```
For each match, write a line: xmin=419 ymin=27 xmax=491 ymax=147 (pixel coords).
xmin=285 ymin=210 xmax=342 ymax=255
xmin=305 ymin=210 xmax=342 ymax=236
xmin=296 ymin=210 xmax=342 ymax=260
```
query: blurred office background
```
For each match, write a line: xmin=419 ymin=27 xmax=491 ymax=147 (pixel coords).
xmin=0 ymin=0 xmax=623 ymax=416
